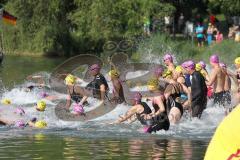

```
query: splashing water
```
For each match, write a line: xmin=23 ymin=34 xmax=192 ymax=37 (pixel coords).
xmin=0 ymin=70 xmax=227 ymax=140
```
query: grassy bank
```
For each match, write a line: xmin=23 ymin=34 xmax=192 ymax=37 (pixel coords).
xmin=131 ymin=34 xmax=240 ymax=65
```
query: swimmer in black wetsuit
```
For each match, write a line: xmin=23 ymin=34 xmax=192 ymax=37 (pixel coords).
xmin=145 ymin=79 xmax=170 ymax=131
xmin=112 ymin=92 xmax=169 ymax=133
xmin=65 ymin=74 xmax=87 ymax=110
xmin=80 ymin=64 xmax=109 ymax=104
xmin=185 ymin=60 xmax=207 ymax=118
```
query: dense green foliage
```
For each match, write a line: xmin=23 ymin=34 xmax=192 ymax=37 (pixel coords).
xmin=208 ymin=0 xmax=240 ymax=15
xmin=1 ymin=0 xmax=175 ymax=56
xmin=0 ymin=0 xmax=239 ymax=56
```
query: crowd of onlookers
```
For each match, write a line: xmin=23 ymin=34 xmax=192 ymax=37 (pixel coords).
xmin=143 ymin=14 xmax=240 ymax=47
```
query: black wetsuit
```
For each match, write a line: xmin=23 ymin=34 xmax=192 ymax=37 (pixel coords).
xmin=164 ymin=83 xmax=184 ymax=116
xmin=136 ymin=102 xmax=170 ymax=133
xmin=191 ymin=71 xmax=207 ymax=118
xmin=86 ymin=74 xmax=109 ymax=99
xmin=70 ymin=85 xmax=82 ymax=103
xmin=148 ymin=101 xmax=170 ymax=133
xmin=184 ymin=74 xmax=191 ymax=87
xmin=136 ymin=102 xmax=152 ymax=125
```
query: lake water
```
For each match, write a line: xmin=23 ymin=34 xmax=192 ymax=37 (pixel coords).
xmin=0 ymin=55 xmax=223 ymax=160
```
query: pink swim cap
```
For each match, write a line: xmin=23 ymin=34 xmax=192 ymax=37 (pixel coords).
xmin=40 ymin=92 xmax=49 ymax=98
xmin=133 ymin=92 xmax=142 ymax=104
xmin=14 ymin=107 xmax=25 ymax=116
xmin=210 ymin=54 xmax=219 ymax=63
xmin=15 ymin=120 xmax=25 ymax=128
xmin=163 ymin=53 xmax=173 ymax=62
xmin=198 ymin=61 xmax=206 ymax=69
xmin=154 ymin=67 xmax=164 ymax=77
xmin=73 ymin=103 xmax=84 ymax=114
xmin=181 ymin=61 xmax=189 ymax=69
xmin=219 ymin=62 xmax=226 ymax=68
xmin=186 ymin=60 xmax=195 ymax=70
xmin=90 ymin=64 xmax=100 ymax=71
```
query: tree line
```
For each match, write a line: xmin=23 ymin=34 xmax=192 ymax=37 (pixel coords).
xmin=1 ymin=0 xmax=239 ymax=56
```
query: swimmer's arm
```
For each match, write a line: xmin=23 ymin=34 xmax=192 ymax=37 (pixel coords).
xmin=65 ymin=88 xmax=71 ymax=109
xmin=113 ymin=106 xmax=138 ymax=124
xmin=65 ymin=95 xmax=72 ymax=109
xmin=128 ymin=115 xmax=137 ymax=123
xmin=100 ymin=84 xmax=106 ymax=100
xmin=113 ymin=82 xmax=120 ymax=97
xmin=206 ymin=70 xmax=217 ymax=86
xmin=154 ymin=98 xmax=165 ymax=116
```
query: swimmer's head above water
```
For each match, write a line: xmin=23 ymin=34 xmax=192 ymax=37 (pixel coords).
xmin=64 ymin=74 xmax=76 ymax=85
xmin=234 ymin=57 xmax=240 ymax=68
xmin=36 ymin=100 xmax=46 ymax=112
xmin=210 ymin=54 xmax=220 ymax=66
xmin=89 ymin=64 xmax=101 ymax=76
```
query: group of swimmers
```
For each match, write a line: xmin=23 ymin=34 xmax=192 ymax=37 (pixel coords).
xmin=1 ymin=54 xmax=240 ymax=132
xmin=62 ymin=54 xmax=240 ymax=133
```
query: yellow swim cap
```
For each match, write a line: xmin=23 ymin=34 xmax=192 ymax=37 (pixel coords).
xmin=65 ymin=74 xmax=76 ymax=85
xmin=36 ymin=100 xmax=46 ymax=112
xmin=35 ymin=120 xmax=47 ymax=129
xmin=162 ymin=70 xmax=172 ymax=78
xmin=108 ymin=69 xmax=120 ymax=78
xmin=175 ymin=66 xmax=183 ymax=73
xmin=234 ymin=57 xmax=240 ymax=65
xmin=1 ymin=99 xmax=11 ymax=105
xmin=147 ymin=78 xmax=159 ymax=91
xmin=195 ymin=63 xmax=202 ymax=71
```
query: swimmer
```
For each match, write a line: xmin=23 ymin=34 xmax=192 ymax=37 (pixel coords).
xmin=185 ymin=60 xmax=207 ymax=118
xmin=219 ymin=63 xmax=232 ymax=105
xmin=64 ymin=74 xmax=87 ymax=110
xmin=146 ymin=79 xmax=171 ymax=126
xmin=112 ymin=92 xmax=169 ymax=133
xmin=206 ymin=55 xmax=226 ymax=106
xmin=171 ymin=66 xmax=191 ymax=110
xmin=80 ymin=64 xmax=109 ymax=104
xmin=162 ymin=53 xmax=175 ymax=80
xmin=108 ymin=69 xmax=125 ymax=104
xmin=196 ymin=61 xmax=210 ymax=81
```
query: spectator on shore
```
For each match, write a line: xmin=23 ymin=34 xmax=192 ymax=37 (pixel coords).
xmin=195 ymin=22 xmax=205 ymax=47
xmin=178 ymin=13 xmax=185 ymax=33
xmin=228 ymin=25 xmax=239 ymax=39
xmin=164 ymin=15 xmax=173 ymax=34
xmin=215 ymin=30 xmax=223 ymax=43
xmin=207 ymin=23 xmax=216 ymax=45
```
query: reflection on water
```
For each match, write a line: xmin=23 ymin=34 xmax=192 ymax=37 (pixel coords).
xmin=0 ymin=134 xmax=208 ymax=160
xmin=0 ymin=55 xmax=65 ymax=88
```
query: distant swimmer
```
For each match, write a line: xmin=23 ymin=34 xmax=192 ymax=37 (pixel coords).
xmin=162 ymin=53 xmax=175 ymax=81
xmin=112 ymin=92 xmax=169 ymax=133
xmin=206 ymin=55 xmax=226 ymax=106
xmin=108 ymin=69 xmax=125 ymax=104
xmin=0 ymin=107 xmax=47 ymax=129
xmin=184 ymin=60 xmax=207 ymax=118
